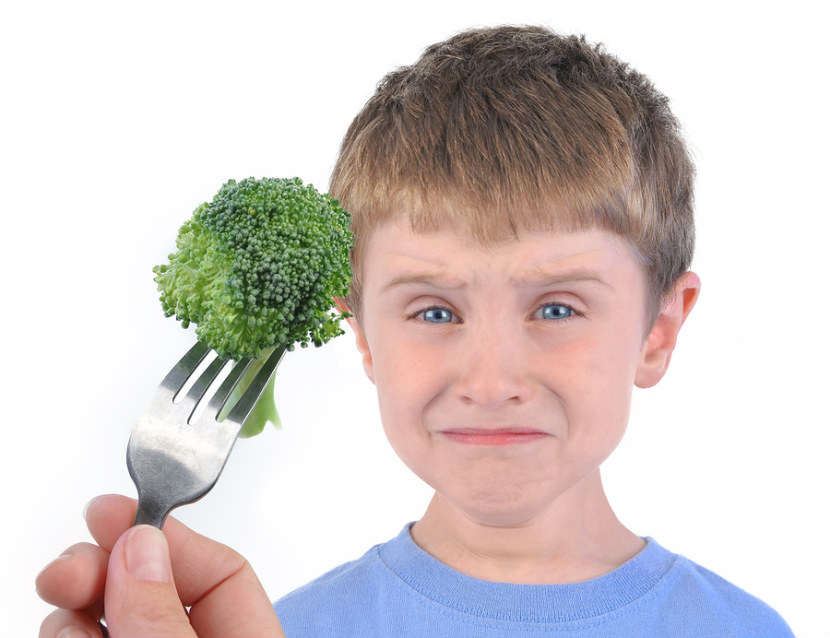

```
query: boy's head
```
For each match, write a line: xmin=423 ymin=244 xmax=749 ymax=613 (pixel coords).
xmin=331 ymin=25 xmax=695 ymax=328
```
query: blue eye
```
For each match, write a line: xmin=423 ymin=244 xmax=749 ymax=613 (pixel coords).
xmin=422 ymin=307 xmax=454 ymax=323
xmin=539 ymin=303 xmax=574 ymax=320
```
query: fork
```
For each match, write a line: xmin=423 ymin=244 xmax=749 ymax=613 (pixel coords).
xmin=127 ymin=341 xmax=285 ymax=528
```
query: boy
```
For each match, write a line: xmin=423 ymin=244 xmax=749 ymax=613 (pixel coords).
xmin=37 ymin=26 xmax=792 ymax=637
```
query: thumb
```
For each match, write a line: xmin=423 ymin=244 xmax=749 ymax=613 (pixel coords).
xmin=104 ymin=525 xmax=196 ymax=638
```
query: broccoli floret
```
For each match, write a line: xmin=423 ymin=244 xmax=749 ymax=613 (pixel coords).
xmin=153 ymin=177 xmax=352 ymax=437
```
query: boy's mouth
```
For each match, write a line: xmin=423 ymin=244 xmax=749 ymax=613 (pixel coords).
xmin=438 ymin=427 xmax=550 ymax=446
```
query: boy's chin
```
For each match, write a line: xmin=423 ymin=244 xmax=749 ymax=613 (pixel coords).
xmin=427 ymin=466 xmax=611 ymax=529
xmin=436 ymin=487 xmax=570 ymax=529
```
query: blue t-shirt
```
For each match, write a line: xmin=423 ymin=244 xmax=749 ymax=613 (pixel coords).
xmin=274 ymin=525 xmax=792 ymax=637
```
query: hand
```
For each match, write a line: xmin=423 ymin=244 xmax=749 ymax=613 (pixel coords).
xmin=37 ymin=494 xmax=285 ymax=637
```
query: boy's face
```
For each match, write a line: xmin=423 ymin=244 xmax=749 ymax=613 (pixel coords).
xmin=349 ymin=217 xmax=694 ymax=527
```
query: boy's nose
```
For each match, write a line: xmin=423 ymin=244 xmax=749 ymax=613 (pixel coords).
xmin=452 ymin=329 xmax=532 ymax=409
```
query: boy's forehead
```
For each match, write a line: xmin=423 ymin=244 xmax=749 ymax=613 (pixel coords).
xmin=362 ymin=216 xmax=642 ymax=276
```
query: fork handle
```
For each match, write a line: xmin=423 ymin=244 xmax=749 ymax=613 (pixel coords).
xmin=133 ymin=497 xmax=171 ymax=529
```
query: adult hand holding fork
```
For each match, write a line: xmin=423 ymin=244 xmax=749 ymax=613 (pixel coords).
xmin=36 ymin=494 xmax=284 ymax=638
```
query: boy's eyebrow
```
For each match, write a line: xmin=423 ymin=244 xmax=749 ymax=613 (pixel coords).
xmin=509 ymin=267 xmax=613 ymax=289
xmin=380 ymin=272 xmax=466 ymax=292
xmin=380 ymin=268 xmax=612 ymax=292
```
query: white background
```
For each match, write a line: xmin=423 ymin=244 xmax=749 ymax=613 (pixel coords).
xmin=2 ymin=1 xmax=828 ymax=636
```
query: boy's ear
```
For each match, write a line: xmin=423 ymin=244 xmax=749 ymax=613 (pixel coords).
xmin=635 ymin=271 xmax=701 ymax=389
xmin=345 ymin=314 xmax=376 ymax=385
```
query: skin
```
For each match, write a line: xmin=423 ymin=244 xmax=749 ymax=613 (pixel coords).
xmin=37 ymin=495 xmax=285 ymax=638
xmin=36 ymin=219 xmax=699 ymax=634
xmin=348 ymin=218 xmax=700 ymax=584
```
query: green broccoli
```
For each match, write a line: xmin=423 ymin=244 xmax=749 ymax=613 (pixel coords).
xmin=153 ymin=177 xmax=352 ymax=437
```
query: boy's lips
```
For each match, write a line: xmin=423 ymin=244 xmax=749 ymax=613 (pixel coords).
xmin=438 ymin=427 xmax=551 ymax=446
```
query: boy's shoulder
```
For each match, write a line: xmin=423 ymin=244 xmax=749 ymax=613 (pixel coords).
xmin=273 ymin=527 xmax=792 ymax=638
xmin=273 ymin=532 xmax=399 ymax=637
xmin=656 ymin=546 xmax=792 ymax=636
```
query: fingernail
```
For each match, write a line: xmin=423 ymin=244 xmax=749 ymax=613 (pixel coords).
xmin=83 ymin=496 xmax=99 ymax=521
xmin=56 ymin=625 xmax=95 ymax=638
xmin=125 ymin=525 xmax=171 ymax=583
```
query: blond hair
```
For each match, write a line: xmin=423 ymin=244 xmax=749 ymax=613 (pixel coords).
xmin=331 ymin=26 xmax=695 ymax=325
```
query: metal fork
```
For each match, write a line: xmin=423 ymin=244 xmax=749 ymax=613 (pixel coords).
xmin=127 ymin=341 xmax=285 ymax=528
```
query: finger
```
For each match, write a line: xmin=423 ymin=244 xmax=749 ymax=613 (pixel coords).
xmin=104 ymin=525 xmax=196 ymax=638
xmin=83 ymin=494 xmax=135 ymax=552
xmin=186 ymin=551 xmax=285 ymax=638
xmin=85 ymin=495 xmax=248 ymax=602
xmin=90 ymin=498 xmax=284 ymax=637
xmin=87 ymin=495 xmax=283 ymax=635
xmin=39 ymin=608 xmax=103 ymax=638
xmin=36 ymin=542 xmax=108 ymax=611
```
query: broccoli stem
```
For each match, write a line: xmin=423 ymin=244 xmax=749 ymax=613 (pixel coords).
xmin=217 ymin=345 xmax=282 ymax=438
xmin=239 ymin=371 xmax=280 ymax=438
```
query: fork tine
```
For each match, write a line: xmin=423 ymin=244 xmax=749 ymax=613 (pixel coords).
xmin=201 ymin=356 xmax=253 ymax=419
xmin=128 ymin=341 xmax=288 ymax=529
xmin=158 ymin=341 xmax=211 ymax=395
xmin=225 ymin=346 xmax=286 ymax=425
xmin=180 ymin=354 xmax=228 ymax=417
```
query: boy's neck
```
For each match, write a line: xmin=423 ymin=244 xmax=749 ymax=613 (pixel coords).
xmin=410 ymin=470 xmax=645 ymax=585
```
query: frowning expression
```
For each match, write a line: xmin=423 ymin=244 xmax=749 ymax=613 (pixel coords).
xmin=349 ymin=218 xmax=661 ymax=526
